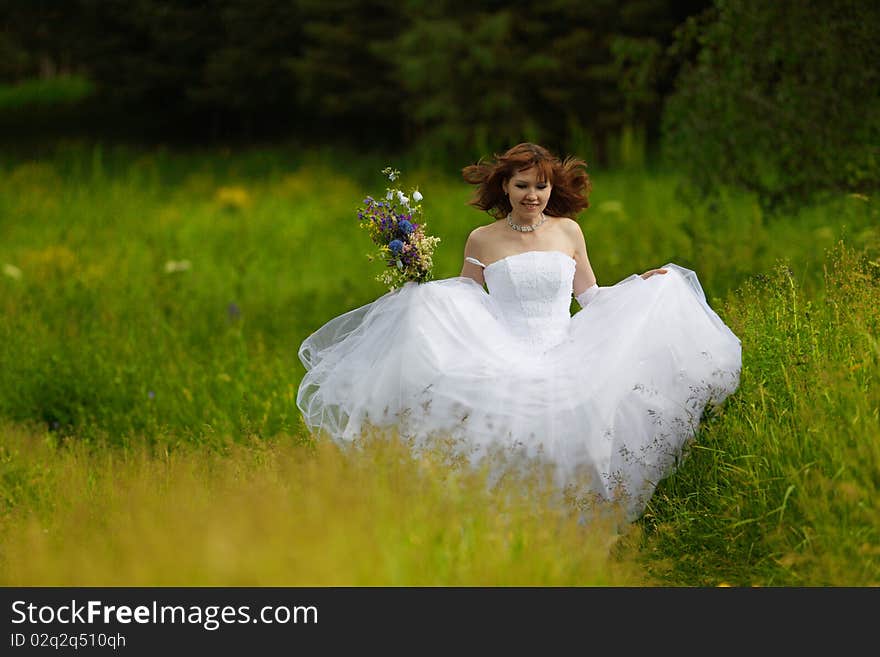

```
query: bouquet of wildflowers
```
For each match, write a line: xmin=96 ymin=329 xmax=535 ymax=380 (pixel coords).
xmin=357 ymin=167 xmax=441 ymax=289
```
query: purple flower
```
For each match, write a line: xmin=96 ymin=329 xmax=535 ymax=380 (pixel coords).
xmin=398 ymin=219 xmax=414 ymax=234
xmin=388 ymin=239 xmax=404 ymax=254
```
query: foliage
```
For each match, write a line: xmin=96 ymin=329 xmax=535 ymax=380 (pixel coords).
xmin=629 ymin=245 xmax=880 ymax=585
xmin=288 ymin=0 xmax=407 ymax=142
xmin=662 ymin=0 xmax=880 ymax=211
xmin=0 ymin=75 xmax=93 ymax=109
xmin=0 ymin=0 xmax=85 ymax=81
xmin=0 ymin=0 xmax=710 ymax=157
xmin=387 ymin=0 xmax=710 ymax=163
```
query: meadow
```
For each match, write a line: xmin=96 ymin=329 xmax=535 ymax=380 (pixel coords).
xmin=0 ymin=141 xmax=877 ymax=586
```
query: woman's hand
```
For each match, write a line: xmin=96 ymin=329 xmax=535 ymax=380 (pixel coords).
xmin=640 ymin=268 xmax=668 ymax=279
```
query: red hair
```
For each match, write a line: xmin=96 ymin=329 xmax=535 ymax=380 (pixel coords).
xmin=462 ymin=143 xmax=592 ymax=219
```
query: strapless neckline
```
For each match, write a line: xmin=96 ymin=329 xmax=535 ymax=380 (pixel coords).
xmin=483 ymin=250 xmax=576 ymax=271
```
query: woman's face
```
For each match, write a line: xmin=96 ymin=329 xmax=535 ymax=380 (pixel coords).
xmin=503 ymin=167 xmax=552 ymax=219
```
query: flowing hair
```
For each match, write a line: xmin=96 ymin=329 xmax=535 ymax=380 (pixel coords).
xmin=462 ymin=142 xmax=592 ymax=220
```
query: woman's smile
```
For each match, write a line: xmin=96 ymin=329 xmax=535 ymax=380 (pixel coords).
xmin=504 ymin=166 xmax=552 ymax=223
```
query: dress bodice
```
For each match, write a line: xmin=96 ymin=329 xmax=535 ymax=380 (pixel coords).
xmin=469 ymin=250 xmax=576 ymax=351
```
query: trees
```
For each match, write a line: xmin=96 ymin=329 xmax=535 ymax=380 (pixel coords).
xmin=0 ymin=0 xmax=86 ymax=80
xmin=13 ymin=0 xmax=875 ymax=193
xmin=388 ymin=0 xmax=710 ymax=163
xmin=2 ymin=0 xmax=714 ymax=154
xmin=72 ymin=0 xmax=305 ymax=139
xmin=662 ymin=0 xmax=880 ymax=209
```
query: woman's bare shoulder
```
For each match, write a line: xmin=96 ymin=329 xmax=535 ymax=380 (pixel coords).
xmin=549 ymin=216 xmax=584 ymax=238
xmin=552 ymin=215 xmax=580 ymax=229
xmin=465 ymin=222 xmax=501 ymax=246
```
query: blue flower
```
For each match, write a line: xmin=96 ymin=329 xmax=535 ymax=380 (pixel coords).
xmin=398 ymin=219 xmax=414 ymax=234
xmin=388 ymin=239 xmax=404 ymax=254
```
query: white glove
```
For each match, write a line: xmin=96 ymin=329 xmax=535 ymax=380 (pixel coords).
xmin=575 ymin=284 xmax=599 ymax=309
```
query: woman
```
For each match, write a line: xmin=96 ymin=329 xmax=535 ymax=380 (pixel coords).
xmin=298 ymin=143 xmax=741 ymax=520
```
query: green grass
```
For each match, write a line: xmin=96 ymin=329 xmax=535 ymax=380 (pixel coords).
xmin=0 ymin=76 xmax=95 ymax=110
xmin=628 ymin=249 xmax=880 ymax=586
xmin=0 ymin=141 xmax=877 ymax=585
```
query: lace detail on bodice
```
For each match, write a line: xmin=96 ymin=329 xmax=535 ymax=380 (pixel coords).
xmin=481 ymin=251 xmax=576 ymax=351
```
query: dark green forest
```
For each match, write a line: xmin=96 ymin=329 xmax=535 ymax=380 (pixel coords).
xmin=1 ymin=0 xmax=878 ymax=207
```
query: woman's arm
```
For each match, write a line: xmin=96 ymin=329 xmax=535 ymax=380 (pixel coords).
xmin=567 ymin=219 xmax=598 ymax=297
xmin=460 ymin=228 xmax=486 ymax=285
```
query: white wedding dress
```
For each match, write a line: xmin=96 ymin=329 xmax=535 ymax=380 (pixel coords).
xmin=297 ymin=250 xmax=741 ymax=520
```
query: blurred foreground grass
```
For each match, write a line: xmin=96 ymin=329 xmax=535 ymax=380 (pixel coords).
xmin=0 ymin=423 xmax=638 ymax=586
xmin=0 ymin=142 xmax=877 ymax=585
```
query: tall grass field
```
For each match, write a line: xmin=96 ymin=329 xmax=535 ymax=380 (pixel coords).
xmin=0 ymin=141 xmax=877 ymax=586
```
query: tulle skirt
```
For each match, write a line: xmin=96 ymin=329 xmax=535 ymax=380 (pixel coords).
xmin=297 ymin=264 xmax=741 ymax=519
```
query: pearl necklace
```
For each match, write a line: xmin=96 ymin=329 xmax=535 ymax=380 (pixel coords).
xmin=506 ymin=212 xmax=548 ymax=232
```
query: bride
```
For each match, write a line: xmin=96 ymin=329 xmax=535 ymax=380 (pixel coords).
xmin=297 ymin=143 xmax=741 ymax=520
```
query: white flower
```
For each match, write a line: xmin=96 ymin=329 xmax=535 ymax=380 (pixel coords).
xmin=386 ymin=191 xmax=394 ymax=200
xmin=396 ymin=259 xmax=403 ymax=269
xmin=164 ymin=259 xmax=192 ymax=273
xmin=2 ymin=263 xmax=22 ymax=280
xmin=412 ymin=190 xmax=423 ymax=202
xmin=397 ymin=191 xmax=409 ymax=204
